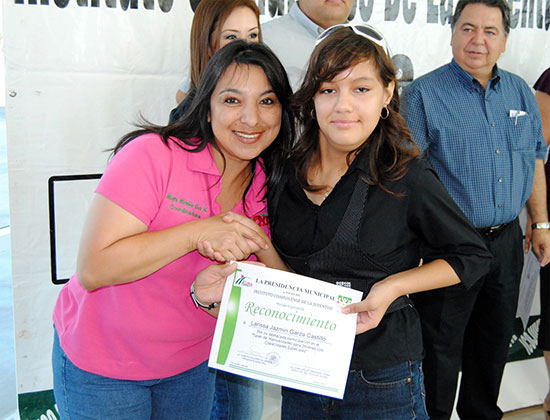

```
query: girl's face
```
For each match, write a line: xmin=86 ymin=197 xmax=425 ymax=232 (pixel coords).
xmin=209 ymin=63 xmax=282 ymax=168
xmin=215 ymin=6 xmax=260 ymax=51
xmin=313 ymin=59 xmax=394 ymax=156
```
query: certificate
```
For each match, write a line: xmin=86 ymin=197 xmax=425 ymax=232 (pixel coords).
xmin=516 ymin=250 xmax=540 ymax=330
xmin=209 ymin=262 xmax=363 ymax=399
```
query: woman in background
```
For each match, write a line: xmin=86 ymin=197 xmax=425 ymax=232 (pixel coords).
xmin=268 ymin=25 xmax=491 ymax=419
xmin=52 ymin=41 xmax=292 ymax=420
xmin=174 ymin=0 xmax=261 ymax=105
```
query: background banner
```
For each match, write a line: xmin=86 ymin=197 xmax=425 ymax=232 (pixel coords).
xmin=3 ymin=0 xmax=550 ymax=418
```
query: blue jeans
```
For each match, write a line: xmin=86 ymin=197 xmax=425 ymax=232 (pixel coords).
xmin=52 ymin=330 xmax=216 ymax=420
xmin=210 ymin=370 xmax=263 ymax=420
xmin=281 ymin=360 xmax=428 ymax=420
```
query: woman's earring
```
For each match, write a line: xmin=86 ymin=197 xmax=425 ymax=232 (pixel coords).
xmin=381 ymin=106 xmax=390 ymax=120
xmin=310 ymin=108 xmax=316 ymax=120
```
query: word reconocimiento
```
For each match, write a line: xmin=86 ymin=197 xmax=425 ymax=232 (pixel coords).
xmin=244 ymin=301 xmax=337 ymax=331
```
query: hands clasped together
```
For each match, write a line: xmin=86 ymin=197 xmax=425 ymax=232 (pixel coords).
xmin=195 ymin=212 xmax=269 ymax=262
xmin=192 ymin=212 xmax=268 ymax=314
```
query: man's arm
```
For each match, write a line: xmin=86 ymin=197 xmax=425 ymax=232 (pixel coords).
xmin=401 ymin=85 xmax=430 ymax=152
xmin=526 ymin=158 xmax=550 ymax=266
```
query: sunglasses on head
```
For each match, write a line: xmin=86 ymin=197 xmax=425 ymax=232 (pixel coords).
xmin=315 ymin=23 xmax=389 ymax=53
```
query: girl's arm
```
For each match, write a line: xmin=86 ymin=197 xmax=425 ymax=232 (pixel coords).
xmin=343 ymin=259 xmax=459 ymax=334
xmin=255 ymin=245 xmax=289 ymax=271
xmin=343 ymin=163 xmax=485 ymax=335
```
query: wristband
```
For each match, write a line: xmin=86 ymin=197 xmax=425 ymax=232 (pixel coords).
xmin=190 ymin=282 xmax=219 ymax=310
xmin=531 ymin=222 xmax=550 ymax=230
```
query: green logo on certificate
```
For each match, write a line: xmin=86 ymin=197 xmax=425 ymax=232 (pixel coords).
xmin=337 ymin=295 xmax=352 ymax=306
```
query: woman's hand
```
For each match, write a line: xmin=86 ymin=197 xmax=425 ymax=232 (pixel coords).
xmin=194 ymin=262 xmax=267 ymax=317
xmin=342 ymin=281 xmax=399 ymax=335
xmin=194 ymin=262 xmax=239 ymax=309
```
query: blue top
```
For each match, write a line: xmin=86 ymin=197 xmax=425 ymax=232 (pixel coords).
xmin=402 ymin=59 xmax=546 ymax=228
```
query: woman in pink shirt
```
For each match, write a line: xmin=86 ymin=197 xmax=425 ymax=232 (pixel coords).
xmin=52 ymin=41 xmax=292 ymax=420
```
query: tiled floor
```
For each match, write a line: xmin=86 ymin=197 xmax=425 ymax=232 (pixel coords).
xmin=503 ymin=405 xmax=547 ymax=420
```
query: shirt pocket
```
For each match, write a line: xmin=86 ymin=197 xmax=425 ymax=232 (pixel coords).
xmin=505 ymin=112 xmax=534 ymax=151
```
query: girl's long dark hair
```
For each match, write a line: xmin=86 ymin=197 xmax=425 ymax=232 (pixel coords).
xmin=112 ymin=41 xmax=294 ymax=211
xmin=291 ymin=28 xmax=420 ymax=196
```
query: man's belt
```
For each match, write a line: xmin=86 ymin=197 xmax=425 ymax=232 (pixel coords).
xmin=476 ymin=223 xmax=509 ymax=238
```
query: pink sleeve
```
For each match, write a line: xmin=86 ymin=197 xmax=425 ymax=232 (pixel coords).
xmin=95 ymin=134 xmax=171 ymax=226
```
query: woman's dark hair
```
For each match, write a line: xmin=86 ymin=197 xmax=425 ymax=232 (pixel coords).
xmin=113 ymin=41 xmax=294 ymax=211
xmin=291 ymin=27 xmax=420 ymax=196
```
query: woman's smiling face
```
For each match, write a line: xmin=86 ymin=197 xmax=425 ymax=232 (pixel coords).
xmin=209 ymin=63 xmax=282 ymax=167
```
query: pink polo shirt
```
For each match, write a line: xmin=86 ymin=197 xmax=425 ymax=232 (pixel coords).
xmin=53 ymin=133 xmax=270 ymax=380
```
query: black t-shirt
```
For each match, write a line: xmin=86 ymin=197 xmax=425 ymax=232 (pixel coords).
xmin=270 ymin=151 xmax=492 ymax=371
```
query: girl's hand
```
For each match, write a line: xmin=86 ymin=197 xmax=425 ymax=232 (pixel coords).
xmin=342 ymin=260 xmax=462 ymax=335
xmin=342 ymin=281 xmax=398 ymax=335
